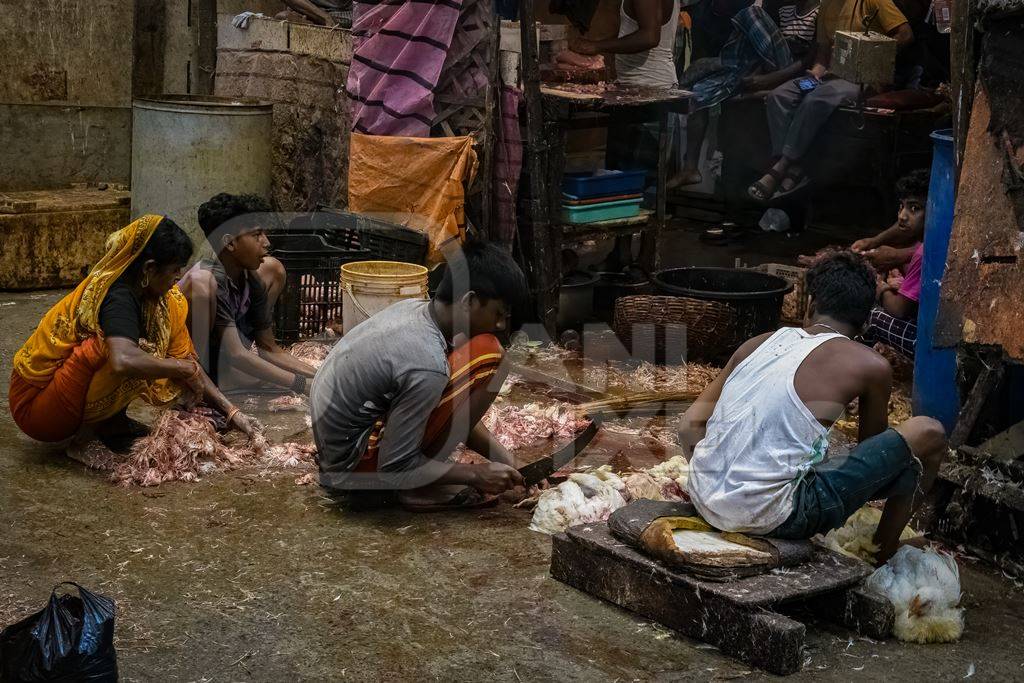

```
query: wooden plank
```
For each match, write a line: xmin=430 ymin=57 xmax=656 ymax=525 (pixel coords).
xmin=194 ymin=0 xmax=218 ymax=95
xmin=519 ymin=0 xmax=558 ymax=333
xmin=540 ymin=85 xmax=602 ymax=101
xmin=565 ymin=523 xmax=872 ymax=607
xmin=978 ymin=419 xmax=1024 ymax=464
xmin=950 ymin=359 xmax=1005 ymax=448
xmin=805 ymin=586 xmax=895 ymax=640
xmin=551 ymin=530 xmax=807 ymax=675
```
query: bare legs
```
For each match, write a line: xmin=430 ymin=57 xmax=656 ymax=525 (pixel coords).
xmin=873 ymin=416 xmax=948 ymax=563
xmin=668 ymin=110 xmax=709 ymax=189
xmin=255 ymin=256 xmax=287 ymax=320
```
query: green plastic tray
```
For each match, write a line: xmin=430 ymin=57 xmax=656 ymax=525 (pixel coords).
xmin=561 ymin=197 xmax=642 ymax=224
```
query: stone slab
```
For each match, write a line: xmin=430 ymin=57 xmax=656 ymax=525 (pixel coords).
xmin=288 ymin=23 xmax=352 ymax=64
xmin=217 ymin=14 xmax=290 ymax=52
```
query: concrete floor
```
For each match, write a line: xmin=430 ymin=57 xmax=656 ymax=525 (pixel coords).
xmin=2 ymin=288 xmax=1023 ymax=681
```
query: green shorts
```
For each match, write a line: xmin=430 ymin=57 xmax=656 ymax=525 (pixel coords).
xmin=769 ymin=428 xmax=922 ymax=540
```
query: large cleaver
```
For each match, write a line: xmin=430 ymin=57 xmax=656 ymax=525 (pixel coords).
xmin=516 ymin=414 xmax=602 ymax=488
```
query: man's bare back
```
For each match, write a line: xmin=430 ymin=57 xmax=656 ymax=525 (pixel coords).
xmin=679 ymin=251 xmax=947 ymax=563
xmin=730 ymin=328 xmax=894 ymax=442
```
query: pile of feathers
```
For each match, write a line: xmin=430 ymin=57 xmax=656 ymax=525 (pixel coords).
xmin=110 ymin=409 xmax=316 ymax=487
xmin=820 ymin=506 xmax=921 ymax=562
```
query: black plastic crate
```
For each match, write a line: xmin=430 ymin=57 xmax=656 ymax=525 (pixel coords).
xmin=273 ymin=213 xmax=363 ymax=252
xmin=271 ymin=233 xmax=370 ymax=343
xmin=313 ymin=206 xmax=430 ymax=265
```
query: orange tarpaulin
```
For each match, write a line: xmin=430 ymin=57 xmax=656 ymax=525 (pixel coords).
xmin=348 ymin=133 xmax=477 ymax=264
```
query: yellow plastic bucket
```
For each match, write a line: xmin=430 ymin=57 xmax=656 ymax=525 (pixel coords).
xmin=340 ymin=260 xmax=429 ymax=334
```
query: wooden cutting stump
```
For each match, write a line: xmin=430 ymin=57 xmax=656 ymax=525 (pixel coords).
xmin=550 ymin=523 xmax=893 ymax=675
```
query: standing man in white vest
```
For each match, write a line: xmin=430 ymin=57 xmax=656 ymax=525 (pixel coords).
xmin=572 ymin=0 xmax=681 ymax=87
xmin=572 ymin=1 xmax=681 ymax=269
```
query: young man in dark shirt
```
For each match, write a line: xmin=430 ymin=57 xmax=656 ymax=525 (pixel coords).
xmin=178 ymin=193 xmax=317 ymax=395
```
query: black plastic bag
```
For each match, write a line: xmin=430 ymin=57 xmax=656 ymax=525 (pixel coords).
xmin=0 ymin=583 xmax=117 ymax=682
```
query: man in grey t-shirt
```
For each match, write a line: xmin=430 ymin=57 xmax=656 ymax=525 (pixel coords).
xmin=310 ymin=241 xmax=529 ymax=510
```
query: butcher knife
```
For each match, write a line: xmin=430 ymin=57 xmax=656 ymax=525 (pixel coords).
xmin=516 ymin=414 xmax=602 ymax=488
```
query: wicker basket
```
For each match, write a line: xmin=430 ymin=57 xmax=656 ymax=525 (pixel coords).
xmin=753 ymin=263 xmax=807 ymax=324
xmin=613 ymin=295 xmax=736 ymax=364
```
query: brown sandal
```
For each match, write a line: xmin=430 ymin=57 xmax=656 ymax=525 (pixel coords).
xmin=748 ymin=168 xmax=784 ymax=202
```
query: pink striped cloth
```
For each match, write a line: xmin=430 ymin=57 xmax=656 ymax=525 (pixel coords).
xmin=347 ymin=0 xmax=463 ymax=136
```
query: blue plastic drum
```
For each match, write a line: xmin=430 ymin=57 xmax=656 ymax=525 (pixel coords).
xmin=912 ymin=129 xmax=960 ymax=432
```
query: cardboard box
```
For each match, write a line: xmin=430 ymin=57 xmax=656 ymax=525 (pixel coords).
xmin=830 ymin=30 xmax=898 ymax=85
xmin=217 ymin=14 xmax=289 ymax=52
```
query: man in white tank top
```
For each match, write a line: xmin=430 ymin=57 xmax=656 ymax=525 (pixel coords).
xmin=571 ymin=0 xmax=680 ymax=88
xmin=679 ymin=251 xmax=947 ymax=564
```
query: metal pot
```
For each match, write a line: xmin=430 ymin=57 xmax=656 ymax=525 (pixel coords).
xmin=558 ymin=271 xmax=600 ymax=331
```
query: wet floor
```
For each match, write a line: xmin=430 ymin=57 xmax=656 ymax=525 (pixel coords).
xmin=1 ymin=290 xmax=1022 ymax=681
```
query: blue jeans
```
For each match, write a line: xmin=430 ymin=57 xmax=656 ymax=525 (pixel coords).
xmin=769 ymin=428 xmax=922 ymax=540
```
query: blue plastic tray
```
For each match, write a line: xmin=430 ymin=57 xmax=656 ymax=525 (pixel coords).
xmin=561 ymin=170 xmax=647 ymax=199
xmin=561 ymin=197 xmax=642 ymax=224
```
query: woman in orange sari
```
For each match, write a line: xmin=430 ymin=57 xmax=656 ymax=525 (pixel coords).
xmin=9 ymin=215 xmax=255 ymax=452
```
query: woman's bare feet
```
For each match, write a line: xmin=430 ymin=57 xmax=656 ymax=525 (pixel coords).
xmin=668 ymin=168 xmax=703 ymax=189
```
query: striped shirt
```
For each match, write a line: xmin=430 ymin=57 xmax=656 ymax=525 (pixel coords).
xmin=778 ymin=3 xmax=820 ymax=51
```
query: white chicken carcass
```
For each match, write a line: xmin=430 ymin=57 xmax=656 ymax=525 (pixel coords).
xmin=528 ymin=459 xmax=690 ymax=535
xmin=864 ymin=545 xmax=964 ymax=644
xmin=528 ymin=470 xmax=627 ymax=534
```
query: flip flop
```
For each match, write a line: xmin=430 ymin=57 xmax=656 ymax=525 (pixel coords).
xmin=772 ymin=169 xmax=811 ymax=200
xmin=747 ymin=168 xmax=784 ymax=203
xmin=401 ymin=487 xmax=500 ymax=513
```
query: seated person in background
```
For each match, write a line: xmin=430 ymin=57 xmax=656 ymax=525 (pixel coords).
xmin=671 ymin=0 xmax=822 ymax=188
xmin=277 ymin=0 xmax=351 ymax=27
xmin=852 ymin=169 xmax=929 ymax=271
xmin=680 ymin=251 xmax=947 ymax=563
xmin=10 ymin=216 xmax=255 ymax=452
xmin=311 ymin=240 xmax=528 ymax=511
xmin=799 ymin=168 xmax=929 ymax=272
xmin=863 ymin=240 xmax=923 ymax=359
xmin=178 ymin=193 xmax=318 ymax=396
xmin=748 ymin=0 xmax=913 ymax=201
xmin=893 ymin=0 xmax=950 ymax=88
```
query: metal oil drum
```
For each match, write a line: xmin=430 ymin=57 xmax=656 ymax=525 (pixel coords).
xmin=130 ymin=95 xmax=272 ymax=253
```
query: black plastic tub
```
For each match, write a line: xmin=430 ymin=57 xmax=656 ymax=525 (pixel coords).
xmin=652 ymin=267 xmax=793 ymax=359
xmin=594 ymin=271 xmax=651 ymax=323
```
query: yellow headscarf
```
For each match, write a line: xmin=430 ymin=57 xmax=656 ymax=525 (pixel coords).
xmin=13 ymin=215 xmax=195 ymax=422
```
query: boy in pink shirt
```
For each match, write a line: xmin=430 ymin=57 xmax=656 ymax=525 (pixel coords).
xmin=862 ymin=183 xmax=927 ymax=358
